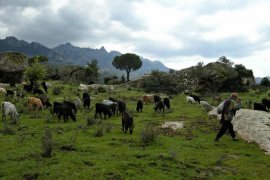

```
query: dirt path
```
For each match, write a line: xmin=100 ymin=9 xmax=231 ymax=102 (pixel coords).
xmin=209 ymin=108 xmax=270 ymax=154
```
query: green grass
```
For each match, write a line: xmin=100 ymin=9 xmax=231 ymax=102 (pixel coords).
xmin=1 ymin=82 xmax=270 ymax=179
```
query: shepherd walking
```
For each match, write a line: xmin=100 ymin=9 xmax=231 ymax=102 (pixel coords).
xmin=215 ymin=93 xmax=241 ymax=141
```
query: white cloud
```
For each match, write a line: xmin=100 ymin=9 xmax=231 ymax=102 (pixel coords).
xmin=0 ymin=0 xmax=269 ymax=77
xmin=163 ymin=56 xmax=215 ymax=70
xmin=198 ymin=2 xmax=270 ymax=42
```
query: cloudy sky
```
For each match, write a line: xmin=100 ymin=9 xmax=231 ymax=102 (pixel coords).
xmin=0 ymin=0 xmax=269 ymax=77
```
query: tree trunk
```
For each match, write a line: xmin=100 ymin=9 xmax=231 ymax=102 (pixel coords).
xmin=126 ymin=69 xmax=131 ymax=82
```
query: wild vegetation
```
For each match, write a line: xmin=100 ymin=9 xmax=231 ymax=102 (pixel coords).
xmin=1 ymin=51 xmax=270 ymax=179
xmin=1 ymin=81 xmax=270 ymax=179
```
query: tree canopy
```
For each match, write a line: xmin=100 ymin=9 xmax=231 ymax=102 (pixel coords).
xmin=140 ymin=70 xmax=180 ymax=94
xmin=189 ymin=57 xmax=255 ymax=93
xmin=28 ymin=55 xmax=48 ymax=66
xmin=218 ymin=56 xmax=234 ymax=67
xmin=24 ymin=58 xmax=46 ymax=84
xmin=261 ymin=77 xmax=270 ymax=87
xmin=84 ymin=59 xmax=99 ymax=84
xmin=112 ymin=53 xmax=142 ymax=82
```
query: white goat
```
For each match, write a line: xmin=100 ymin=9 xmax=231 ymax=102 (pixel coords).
xmin=1 ymin=102 xmax=19 ymax=123
xmin=102 ymin=99 xmax=116 ymax=106
xmin=74 ymin=97 xmax=82 ymax=109
xmin=186 ymin=96 xmax=196 ymax=104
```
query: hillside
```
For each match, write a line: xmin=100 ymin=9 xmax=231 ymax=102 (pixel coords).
xmin=132 ymin=61 xmax=256 ymax=95
xmin=1 ymin=82 xmax=270 ymax=179
xmin=170 ymin=62 xmax=255 ymax=93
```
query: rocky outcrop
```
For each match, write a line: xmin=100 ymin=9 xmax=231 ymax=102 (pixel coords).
xmin=0 ymin=51 xmax=29 ymax=72
xmin=0 ymin=51 xmax=29 ymax=83
xmin=209 ymin=108 xmax=270 ymax=154
xmin=171 ymin=66 xmax=199 ymax=92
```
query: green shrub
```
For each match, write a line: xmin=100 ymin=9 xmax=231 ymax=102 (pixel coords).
xmin=97 ymin=86 xmax=106 ymax=93
xmin=18 ymin=132 xmax=26 ymax=143
xmin=93 ymin=125 xmax=103 ymax=137
xmin=15 ymin=103 xmax=25 ymax=114
xmin=74 ymin=90 xmax=81 ymax=97
xmin=41 ymin=128 xmax=53 ymax=158
xmin=140 ymin=70 xmax=180 ymax=94
xmin=77 ymin=124 xmax=87 ymax=132
xmin=168 ymin=149 xmax=178 ymax=161
xmin=107 ymin=79 xmax=120 ymax=85
xmin=46 ymin=114 xmax=53 ymax=123
xmin=1 ymin=123 xmax=15 ymax=135
xmin=141 ymin=124 xmax=158 ymax=145
xmin=104 ymin=123 xmax=113 ymax=133
xmin=104 ymin=75 xmax=118 ymax=84
xmin=246 ymin=99 xmax=253 ymax=109
xmin=86 ymin=117 xmax=97 ymax=126
xmin=52 ymin=86 xmax=63 ymax=95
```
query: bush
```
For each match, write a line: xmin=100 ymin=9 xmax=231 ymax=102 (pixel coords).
xmin=93 ymin=125 xmax=103 ymax=137
xmin=141 ymin=124 xmax=158 ymax=145
xmin=74 ymin=90 xmax=81 ymax=97
xmin=104 ymin=123 xmax=113 ymax=133
xmin=97 ymin=86 xmax=106 ymax=93
xmin=1 ymin=123 xmax=15 ymax=135
xmin=168 ymin=149 xmax=178 ymax=161
xmin=140 ymin=70 xmax=180 ymax=94
xmin=41 ymin=128 xmax=53 ymax=158
xmin=246 ymin=99 xmax=253 ymax=109
xmin=46 ymin=114 xmax=53 ymax=123
xmin=107 ymin=79 xmax=120 ymax=85
xmin=15 ymin=102 xmax=25 ymax=114
xmin=52 ymin=86 xmax=62 ymax=95
xmin=86 ymin=117 xmax=97 ymax=126
xmin=18 ymin=132 xmax=26 ymax=143
xmin=104 ymin=75 xmax=118 ymax=84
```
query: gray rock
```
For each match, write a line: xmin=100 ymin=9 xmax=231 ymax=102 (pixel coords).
xmin=0 ymin=51 xmax=29 ymax=72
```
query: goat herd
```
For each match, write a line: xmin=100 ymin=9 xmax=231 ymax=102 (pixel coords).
xmin=1 ymin=81 xmax=270 ymax=136
xmin=0 ymin=82 xmax=174 ymax=135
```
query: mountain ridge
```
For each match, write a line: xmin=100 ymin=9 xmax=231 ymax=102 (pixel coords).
xmin=0 ymin=36 xmax=169 ymax=77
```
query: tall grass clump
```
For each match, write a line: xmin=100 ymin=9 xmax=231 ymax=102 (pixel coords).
xmin=1 ymin=123 xmax=15 ymax=135
xmin=93 ymin=125 xmax=103 ymax=137
xmin=41 ymin=128 xmax=53 ymax=158
xmin=46 ymin=114 xmax=53 ymax=123
xmin=104 ymin=123 xmax=113 ymax=133
xmin=246 ymin=99 xmax=253 ymax=109
xmin=168 ymin=149 xmax=178 ymax=161
xmin=18 ymin=132 xmax=26 ymax=143
xmin=15 ymin=102 xmax=26 ymax=114
xmin=52 ymin=86 xmax=62 ymax=95
xmin=97 ymin=86 xmax=106 ymax=93
xmin=86 ymin=117 xmax=97 ymax=127
xmin=141 ymin=124 xmax=158 ymax=145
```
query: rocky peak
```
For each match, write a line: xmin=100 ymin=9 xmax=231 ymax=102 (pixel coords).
xmin=3 ymin=36 xmax=28 ymax=46
xmin=99 ymin=46 xmax=107 ymax=52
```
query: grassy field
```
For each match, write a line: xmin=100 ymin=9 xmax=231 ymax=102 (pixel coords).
xmin=0 ymin=81 xmax=270 ymax=179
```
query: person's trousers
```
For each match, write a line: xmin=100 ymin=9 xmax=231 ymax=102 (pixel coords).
xmin=215 ymin=120 xmax=235 ymax=140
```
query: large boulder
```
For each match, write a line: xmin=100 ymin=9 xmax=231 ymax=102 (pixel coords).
xmin=0 ymin=51 xmax=29 ymax=72
xmin=0 ymin=51 xmax=29 ymax=84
